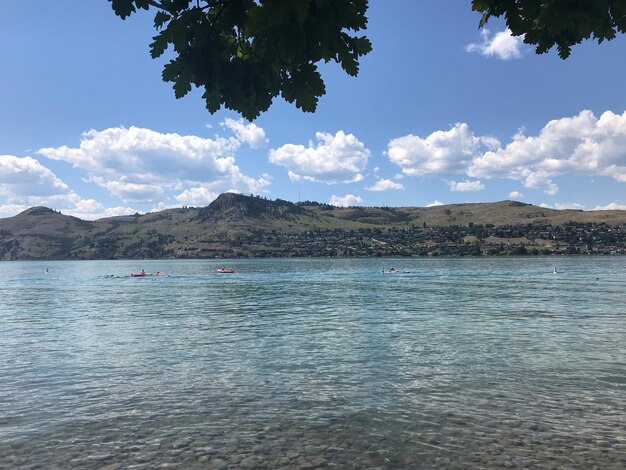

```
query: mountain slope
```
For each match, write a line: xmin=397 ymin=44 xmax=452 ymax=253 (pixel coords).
xmin=0 ymin=207 xmax=93 ymax=260
xmin=1 ymin=194 xmax=625 ymax=260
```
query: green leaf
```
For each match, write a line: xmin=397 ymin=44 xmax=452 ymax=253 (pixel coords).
xmin=283 ymin=65 xmax=324 ymax=113
xmin=292 ymin=0 xmax=310 ymax=23
xmin=114 ymin=0 xmax=372 ymax=119
xmin=154 ymin=11 xmax=171 ymax=30
xmin=339 ymin=51 xmax=359 ymax=76
xmin=108 ymin=0 xmax=136 ymax=19
xmin=169 ymin=17 xmax=189 ymax=52
xmin=135 ymin=0 xmax=151 ymax=11
xmin=202 ymin=87 xmax=222 ymax=114
xmin=352 ymin=36 xmax=372 ymax=56
xmin=161 ymin=60 xmax=180 ymax=83
xmin=173 ymin=72 xmax=192 ymax=99
xmin=149 ymin=31 xmax=169 ymax=58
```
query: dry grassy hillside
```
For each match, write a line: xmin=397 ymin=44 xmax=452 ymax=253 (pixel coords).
xmin=1 ymin=194 xmax=625 ymax=260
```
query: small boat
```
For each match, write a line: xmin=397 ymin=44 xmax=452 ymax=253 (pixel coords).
xmin=131 ymin=273 xmax=145 ymax=277
xmin=217 ymin=268 xmax=235 ymax=274
xmin=382 ymin=267 xmax=409 ymax=274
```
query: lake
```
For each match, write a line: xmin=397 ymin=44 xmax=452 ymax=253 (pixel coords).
xmin=1 ymin=257 xmax=625 ymax=469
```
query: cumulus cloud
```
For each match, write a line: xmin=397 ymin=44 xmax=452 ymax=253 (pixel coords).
xmin=466 ymin=28 xmax=524 ymax=60
xmin=329 ymin=194 xmax=363 ymax=207
xmin=469 ymin=110 xmax=626 ymax=193
xmin=0 ymin=204 xmax=31 ymax=218
xmin=221 ymin=118 xmax=268 ymax=148
xmin=592 ymin=202 xmax=626 ymax=210
xmin=69 ymin=201 xmax=138 ymax=220
xmin=387 ymin=110 xmax=626 ymax=195
xmin=556 ymin=202 xmax=585 ymax=210
xmin=448 ymin=179 xmax=484 ymax=192
xmin=89 ymin=178 xmax=164 ymax=203
xmin=366 ymin=179 xmax=404 ymax=191
xmin=0 ymin=154 xmax=137 ymax=220
xmin=38 ymin=126 xmax=269 ymax=203
xmin=0 ymin=155 xmax=70 ymax=197
xmin=387 ymin=123 xmax=497 ymax=177
xmin=174 ymin=187 xmax=221 ymax=206
xmin=426 ymin=200 xmax=444 ymax=207
xmin=0 ymin=201 xmax=137 ymax=221
xmin=539 ymin=202 xmax=585 ymax=210
xmin=508 ymin=191 xmax=524 ymax=199
xmin=269 ymin=131 xmax=370 ymax=184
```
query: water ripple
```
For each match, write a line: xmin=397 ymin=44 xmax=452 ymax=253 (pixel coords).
xmin=1 ymin=257 xmax=625 ymax=468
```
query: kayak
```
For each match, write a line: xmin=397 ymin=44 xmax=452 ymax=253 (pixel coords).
xmin=131 ymin=272 xmax=147 ymax=277
xmin=217 ymin=268 xmax=235 ymax=274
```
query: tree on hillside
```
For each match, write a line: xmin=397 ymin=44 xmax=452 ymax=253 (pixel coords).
xmin=109 ymin=0 xmax=626 ymax=120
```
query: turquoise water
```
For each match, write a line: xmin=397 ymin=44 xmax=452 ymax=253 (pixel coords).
xmin=1 ymin=257 xmax=625 ymax=469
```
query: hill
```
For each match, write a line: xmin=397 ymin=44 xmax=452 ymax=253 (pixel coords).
xmin=0 ymin=193 xmax=625 ymax=259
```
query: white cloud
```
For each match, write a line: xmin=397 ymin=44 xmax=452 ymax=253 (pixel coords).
xmin=0 ymin=154 xmax=70 ymax=197
xmin=0 ymin=202 xmax=137 ymax=221
xmin=38 ymin=126 xmax=269 ymax=203
xmin=448 ymin=179 xmax=484 ymax=192
xmin=592 ymin=202 xmax=626 ymax=210
xmin=69 ymin=201 xmax=138 ymax=220
xmin=366 ymin=179 xmax=404 ymax=191
xmin=508 ymin=191 xmax=524 ymax=199
xmin=466 ymin=28 xmax=524 ymax=60
xmin=39 ymin=126 xmax=238 ymax=178
xmin=221 ymin=118 xmax=268 ymax=149
xmin=174 ymin=187 xmax=221 ymax=206
xmin=269 ymin=131 xmax=370 ymax=184
xmin=89 ymin=178 xmax=164 ymax=203
xmin=388 ymin=110 xmax=626 ymax=195
xmin=539 ymin=202 xmax=585 ymax=210
xmin=387 ymin=123 xmax=494 ymax=177
xmin=0 ymin=204 xmax=30 ymax=218
xmin=555 ymin=202 xmax=585 ymax=210
xmin=329 ymin=194 xmax=363 ymax=207
xmin=426 ymin=200 xmax=444 ymax=207
xmin=0 ymin=154 xmax=138 ymax=220
xmin=469 ymin=110 xmax=626 ymax=193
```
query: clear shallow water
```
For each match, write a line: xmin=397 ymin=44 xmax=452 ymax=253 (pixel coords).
xmin=1 ymin=257 xmax=625 ymax=469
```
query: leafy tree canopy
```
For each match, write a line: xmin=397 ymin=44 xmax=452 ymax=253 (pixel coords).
xmin=472 ymin=0 xmax=626 ymax=59
xmin=109 ymin=0 xmax=371 ymax=120
xmin=109 ymin=0 xmax=625 ymax=120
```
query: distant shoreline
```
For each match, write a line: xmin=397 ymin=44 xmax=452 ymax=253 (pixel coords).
xmin=1 ymin=194 xmax=624 ymax=260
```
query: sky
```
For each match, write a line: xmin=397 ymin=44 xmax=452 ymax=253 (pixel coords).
xmin=1 ymin=1 xmax=626 ymax=220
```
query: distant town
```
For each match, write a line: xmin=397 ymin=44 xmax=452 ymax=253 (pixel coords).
xmin=179 ymin=221 xmax=626 ymax=258
xmin=1 ymin=193 xmax=625 ymax=260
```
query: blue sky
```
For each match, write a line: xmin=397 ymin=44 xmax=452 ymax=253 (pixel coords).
xmin=2 ymin=1 xmax=626 ymax=219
